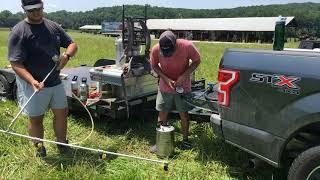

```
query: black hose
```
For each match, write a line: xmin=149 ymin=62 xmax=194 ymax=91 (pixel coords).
xmin=179 ymin=88 xmax=218 ymax=113
xmin=204 ymin=89 xmax=218 ymax=102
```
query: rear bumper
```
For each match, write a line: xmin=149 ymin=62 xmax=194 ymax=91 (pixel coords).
xmin=210 ymin=114 xmax=223 ymax=137
xmin=210 ymin=114 xmax=221 ymax=125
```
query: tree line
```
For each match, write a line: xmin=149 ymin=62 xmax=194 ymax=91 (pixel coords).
xmin=1 ymin=3 xmax=320 ymax=38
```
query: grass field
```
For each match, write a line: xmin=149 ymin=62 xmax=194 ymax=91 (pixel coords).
xmin=0 ymin=31 xmax=298 ymax=179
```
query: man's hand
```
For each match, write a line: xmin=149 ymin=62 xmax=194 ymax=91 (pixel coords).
xmin=31 ymin=79 xmax=44 ymax=92
xmin=164 ymin=77 xmax=175 ymax=90
xmin=152 ymin=64 xmax=175 ymax=90
xmin=57 ymin=42 xmax=77 ymax=70
xmin=56 ymin=54 xmax=69 ymax=70
xmin=175 ymin=74 xmax=188 ymax=87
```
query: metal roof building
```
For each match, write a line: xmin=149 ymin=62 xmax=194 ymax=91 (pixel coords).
xmin=79 ymin=25 xmax=102 ymax=30
xmin=147 ymin=17 xmax=295 ymax=31
xmin=79 ymin=25 xmax=102 ymax=33
xmin=147 ymin=17 xmax=296 ymax=43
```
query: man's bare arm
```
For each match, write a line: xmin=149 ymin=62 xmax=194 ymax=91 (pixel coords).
xmin=10 ymin=62 xmax=43 ymax=91
xmin=11 ymin=62 xmax=34 ymax=84
xmin=152 ymin=64 xmax=175 ymax=90
xmin=57 ymin=42 xmax=78 ymax=70
xmin=65 ymin=42 xmax=78 ymax=57
xmin=175 ymin=60 xmax=200 ymax=87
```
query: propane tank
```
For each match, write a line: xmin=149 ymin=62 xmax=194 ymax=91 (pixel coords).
xmin=156 ymin=125 xmax=175 ymax=158
xmin=71 ymin=75 xmax=79 ymax=96
xmin=273 ymin=15 xmax=286 ymax=51
xmin=79 ymin=77 xmax=88 ymax=103
xmin=115 ymin=36 xmax=124 ymax=65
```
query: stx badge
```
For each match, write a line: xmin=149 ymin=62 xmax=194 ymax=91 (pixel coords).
xmin=250 ymin=73 xmax=301 ymax=95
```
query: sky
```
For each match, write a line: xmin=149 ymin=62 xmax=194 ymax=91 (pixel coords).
xmin=1 ymin=0 xmax=320 ymax=13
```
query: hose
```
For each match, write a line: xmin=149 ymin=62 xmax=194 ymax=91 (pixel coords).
xmin=181 ymin=88 xmax=218 ymax=113
xmin=69 ymin=91 xmax=95 ymax=145
xmin=6 ymin=55 xmax=95 ymax=145
xmin=0 ymin=57 xmax=169 ymax=170
xmin=1 ymin=90 xmax=168 ymax=169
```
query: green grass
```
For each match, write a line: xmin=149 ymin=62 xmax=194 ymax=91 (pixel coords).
xmin=0 ymin=30 xmax=298 ymax=179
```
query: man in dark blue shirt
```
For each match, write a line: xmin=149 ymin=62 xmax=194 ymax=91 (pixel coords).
xmin=7 ymin=0 xmax=78 ymax=158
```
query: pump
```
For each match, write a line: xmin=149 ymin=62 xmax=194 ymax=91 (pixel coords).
xmin=87 ymin=5 xmax=157 ymax=120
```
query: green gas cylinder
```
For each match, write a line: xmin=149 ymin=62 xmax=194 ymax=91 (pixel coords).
xmin=273 ymin=16 xmax=286 ymax=51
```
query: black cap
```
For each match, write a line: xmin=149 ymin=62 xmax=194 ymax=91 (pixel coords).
xmin=21 ymin=0 xmax=43 ymax=10
xmin=159 ymin=31 xmax=176 ymax=57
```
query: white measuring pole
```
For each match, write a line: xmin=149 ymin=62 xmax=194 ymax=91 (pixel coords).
xmin=0 ymin=129 xmax=168 ymax=165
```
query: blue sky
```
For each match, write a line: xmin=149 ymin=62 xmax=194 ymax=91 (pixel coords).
xmin=2 ymin=0 xmax=320 ymax=13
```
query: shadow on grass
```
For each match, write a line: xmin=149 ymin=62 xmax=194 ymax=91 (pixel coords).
xmin=190 ymin=123 xmax=288 ymax=180
xmin=68 ymin=108 xmax=288 ymax=179
xmin=42 ymin=144 xmax=121 ymax=170
xmin=68 ymin=106 xmax=159 ymax=143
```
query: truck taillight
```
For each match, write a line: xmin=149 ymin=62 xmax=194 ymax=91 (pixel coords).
xmin=218 ymin=69 xmax=239 ymax=107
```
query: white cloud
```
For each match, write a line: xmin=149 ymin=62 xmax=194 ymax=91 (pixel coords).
xmin=42 ymin=0 xmax=60 ymax=12
xmin=47 ymin=3 xmax=58 ymax=8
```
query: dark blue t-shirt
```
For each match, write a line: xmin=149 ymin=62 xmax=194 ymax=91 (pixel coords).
xmin=8 ymin=18 xmax=73 ymax=87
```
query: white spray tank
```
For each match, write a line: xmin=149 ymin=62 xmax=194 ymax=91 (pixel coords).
xmin=115 ymin=36 xmax=124 ymax=65
xmin=71 ymin=75 xmax=79 ymax=97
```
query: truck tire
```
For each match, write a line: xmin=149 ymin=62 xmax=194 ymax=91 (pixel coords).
xmin=288 ymin=146 xmax=320 ymax=180
xmin=0 ymin=74 xmax=11 ymax=99
xmin=12 ymin=81 xmax=17 ymax=101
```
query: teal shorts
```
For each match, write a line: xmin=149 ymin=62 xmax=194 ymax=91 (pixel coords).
xmin=155 ymin=90 xmax=192 ymax=112
xmin=16 ymin=76 xmax=68 ymax=118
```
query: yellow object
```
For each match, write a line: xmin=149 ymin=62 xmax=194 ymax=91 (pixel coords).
xmin=37 ymin=143 xmax=43 ymax=148
xmin=89 ymin=84 xmax=97 ymax=94
xmin=101 ymin=153 xmax=107 ymax=159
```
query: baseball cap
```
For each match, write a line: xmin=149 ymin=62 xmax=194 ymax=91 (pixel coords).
xmin=159 ymin=31 xmax=176 ymax=57
xmin=21 ymin=0 xmax=43 ymax=11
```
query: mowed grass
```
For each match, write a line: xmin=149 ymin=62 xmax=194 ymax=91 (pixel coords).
xmin=0 ymin=30 xmax=298 ymax=179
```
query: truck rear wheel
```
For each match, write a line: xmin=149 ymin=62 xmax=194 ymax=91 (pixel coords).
xmin=0 ymin=74 xmax=11 ymax=99
xmin=288 ymin=146 xmax=320 ymax=180
xmin=12 ymin=82 xmax=17 ymax=101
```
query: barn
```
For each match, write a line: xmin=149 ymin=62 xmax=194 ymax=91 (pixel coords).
xmin=146 ymin=17 xmax=296 ymax=43
xmin=79 ymin=25 xmax=102 ymax=34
